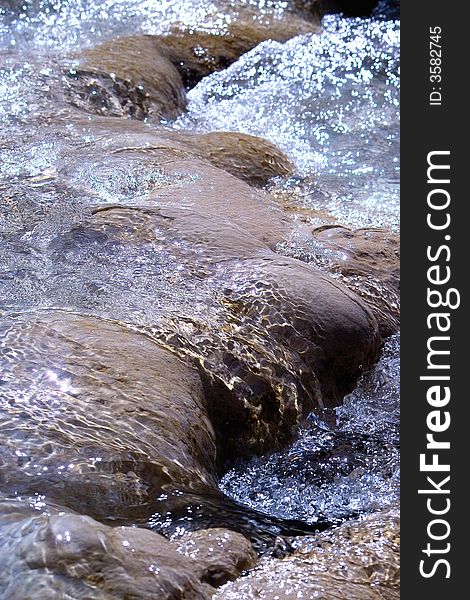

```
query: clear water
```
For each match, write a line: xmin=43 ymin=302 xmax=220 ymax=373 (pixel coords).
xmin=173 ymin=14 xmax=401 ymax=521
xmin=1 ymin=1 xmax=308 ymax=52
xmin=220 ymin=334 xmax=400 ymax=522
xmin=0 ymin=1 xmax=400 ymax=538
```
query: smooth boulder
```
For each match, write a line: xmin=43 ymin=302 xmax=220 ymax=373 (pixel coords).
xmin=0 ymin=497 xmax=214 ymax=599
xmin=153 ymin=8 xmax=320 ymax=88
xmin=172 ymin=528 xmax=258 ymax=587
xmin=176 ymin=131 xmax=294 ymax=186
xmin=84 ymin=203 xmax=382 ymax=459
xmin=308 ymin=225 xmax=400 ymax=336
xmin=0 ymin=312 xmax=217 ymax=521
xmin=59 ymin=115 xmax=294 ymax=187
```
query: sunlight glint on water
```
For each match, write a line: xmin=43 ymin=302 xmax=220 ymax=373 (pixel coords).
xmin=220 ymin=335 xmax=400 ymax=522
xmin=0 ymin=2 xmax=400 ymax=531
xmin=175 ymin=15 xmax=400 ymax=229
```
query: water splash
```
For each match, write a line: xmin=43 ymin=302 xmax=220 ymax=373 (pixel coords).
xmin=220 ymin=334 xmax=400 ymax=522
xmin=175 ymin=15 xmax=400 ymax=229
xmin=0 ymin=2 xmax=400 ymax=540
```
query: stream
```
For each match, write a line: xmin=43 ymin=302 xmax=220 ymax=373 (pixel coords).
xmin=0 ymin=1 xmax=400 ymax=597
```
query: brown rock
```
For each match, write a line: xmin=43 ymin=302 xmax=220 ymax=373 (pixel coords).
xmin=66 ymin=36 xmax=186 ymax=121
xmin=0 ymin=312 xmax=216 ymax=521
xmin=63 ymin=2 xmax=321 ymax=120
xmin=215 ymin=506 xmax=400 ymax=599
xmin=154 ymin=8 xmax=320 ymax=88
xmin=62 ymin=115 xmax=294 ymax=186
xmin=172 ymin=528 xmax=258 ymax=587
xmin=309 ymin=225 xmax=400 ymax=336
xmin=0 ymin=498 xmax=214 ymax=599
xmin=84 ymin=204 xmax=381 ymax=459
xmin=58 ymin=138 xmax=290 ymax=248
xmin=9 ymin=124 xmax=384 ymax=470
xmin=176 ymin=131 xmax=294 ymax=186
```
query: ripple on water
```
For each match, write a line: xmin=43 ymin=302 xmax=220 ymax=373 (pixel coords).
xmin=0 ymin=1 xmax=400 ymax=542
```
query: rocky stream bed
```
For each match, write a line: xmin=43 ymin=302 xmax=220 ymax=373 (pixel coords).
xmin=0 ymin=1 xmax=399 ymax=598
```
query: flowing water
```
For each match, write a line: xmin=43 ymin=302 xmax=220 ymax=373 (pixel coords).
xmin=0 ymin=0 xmax=400 ymax=557
xmin=175 ymin=15 xmax=400 ymax=230
xmin=220 ymin=334 xmax=399 ymax=524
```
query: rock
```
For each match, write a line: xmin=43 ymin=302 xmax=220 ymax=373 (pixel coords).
xmin=0 ymin=199 xmax=383 ymax=525
xmin=176 ymin=131 xmax=294 ymax=186
xmin=290 ymin=1 xmax=324 ymax=17
xmin=83 ymin=204 xmax=381 ymax=459
xmin=58 ymin=134 xmax=290 ymax=248
xmin=63 ymin=1 xmax=322 ymax=120
xmin=154 ymin=8 xmax=320 ymax=88
xmin=308 ymin=225 xmax=400 ymax=336
xmin=66 ymin=36 xmax=186 ymax=121
xmin=214 ymin=506 xmax=400 ymax=599
xmin=0 ymin=497 xmax=214 ymax=599
xmin=60 ymin=114 xmax=294 ymax=187
xmin=4 ymin=120 xmax=384 ymax=473
xmin=0 ymin=312 xmax=217 ymax=521
xmin=172 ymin=528 xmax=258 ymax=587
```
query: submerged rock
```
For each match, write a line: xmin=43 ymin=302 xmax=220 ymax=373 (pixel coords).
xmin=0 ymin=497 xmax=214 ymax=599
xmin=175 ymin=131 xmax=294 ymax=186
xmin=153 ymin=10 xmax=320 ymax=88
xmin=55 ymin=122 xmax=291 ymax=245
xmin=3 ymin=180 xmax=382 ymax=470
xmin=172 ymin=528 xmax=258 ymax=587
xmin=0 ymin=312 xmax=217 ymax=521
xmin=1 ymin=117 xmax=386 ymax=470
xmin=83 ymin=203 xmax=381 ymax=459
xmin=45 ymin=113 xmax=293 ymax=188
xmin=62 ymin=1 xmax=321 ymax=119
xmin=66 ymin=36 xmax=187 ymax=121
xmin=215 ymin=506 xmax=400 ymax=599
xmin=0 ymin=202 xmax=383 ymax=528
xmin=307 ymin=225 xmax=400 ymax=336
xmin=1 ymin=110 xmax=385 ymax=465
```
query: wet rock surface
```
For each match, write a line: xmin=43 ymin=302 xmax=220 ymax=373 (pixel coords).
xmin=219 ymin=333 xmax=399 ymax=527
xmin=152 ymin=10 xmax=320 ymax=89
xmin=215 ymin=506 xmax=400 ymax=599
xmin=172 ymin=527 xmax=258 ymax=587
xmin=0 ymin=312 xmax=217 ymax=522
xmin=312 ymin=226 xmax=399 ymax=335
xmin=1 ymin=2 xmax=400 ymax=597
xmin=285 ymin=224 xmax=400 ymax=336
xmin=175 ymin=131 xmax=295 ymax=186
xmin=0 ymin=497 xmax=214 ymax=599
xmin=80 ymin=203 xmax=382 ymax=458
xmin=0 ymin=112 xmax=383 ymax=457
xmin=68 ymin=36 xmax=187 ymax=121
